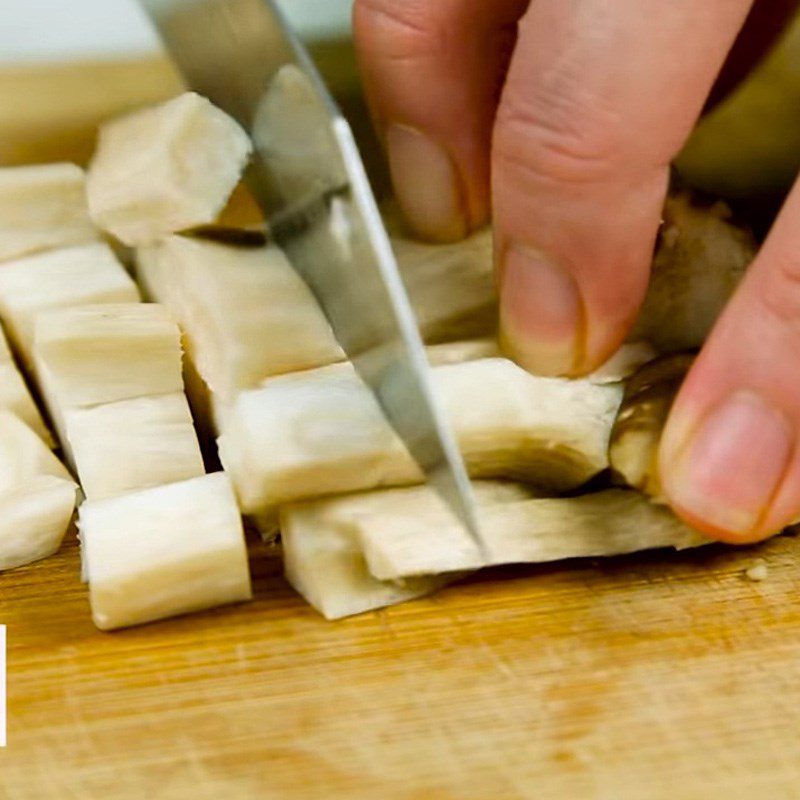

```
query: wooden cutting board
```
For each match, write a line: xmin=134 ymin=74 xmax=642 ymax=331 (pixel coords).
xmin=3 ymin=59 xmax=800 ymax=800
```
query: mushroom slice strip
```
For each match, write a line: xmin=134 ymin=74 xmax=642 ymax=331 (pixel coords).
xmin=346 ymin=488 xmax=708 ymax=581
xmin=281 ymin=481 xmax=533 ymax=620
xmin=218 ymin=357 xmax=623 ymax=513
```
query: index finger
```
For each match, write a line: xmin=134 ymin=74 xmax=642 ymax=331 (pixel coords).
xmin=353 ymin=0 xmax=528 ymax=242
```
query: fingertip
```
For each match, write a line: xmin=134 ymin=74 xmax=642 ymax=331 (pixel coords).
xmin=386 ymin=125 xmax=470 ymax=243
xmin=497 ymin=238 xmax=648 ymax=377
xmin=353 ymin=0 xmax=521 ymax=243
xmin=659 ymin=389 xmax=795 ymax=543
xmin=497 ymin=244 xmax=584 ymax=376
xmin=665 ymin=503 xmax=776 ymax=546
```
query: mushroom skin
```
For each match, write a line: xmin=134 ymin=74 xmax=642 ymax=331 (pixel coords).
xmin=631 ymin=191 xmax=756 ymax=353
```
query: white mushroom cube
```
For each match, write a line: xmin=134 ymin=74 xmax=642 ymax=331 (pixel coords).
xmin=136 ymin=235 xmax=343 ymax=401
xmin=87 ymin=92 xmax=252 ymax=245
xmin=80 ymin=473 xmax=252 ymax=630
xmin=64 ymin=394 xmax=205 ymax=501
xmin=0 ymin=163 xmax=98 ymax=263
xmin=0 ymin=410 xmax=71 ymax=488
xmin=0 ymin=242 xmax=139 ymax=365
xmin=0 ymin=477 xmax=77 ymax=572
xmin=0 ymin=410 xmax=76 ymax=572
xmin=34 ymin=303 xmax=184 ymax=408
xmin=0 ymin=324 xmax=51 ymax=444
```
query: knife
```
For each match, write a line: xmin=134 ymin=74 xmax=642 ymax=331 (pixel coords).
xmin=139 ymin=0 xmax=483 ymax=547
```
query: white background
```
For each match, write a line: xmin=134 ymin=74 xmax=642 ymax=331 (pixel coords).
xmin=0 ymin=0 xmax=353 ymax=63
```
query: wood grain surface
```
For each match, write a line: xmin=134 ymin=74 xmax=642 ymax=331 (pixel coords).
xmin=0 ymin=57 xmax=183 ymax=166
xmin=3 ymin=58 xmax=800 ymax=800
xmin=3 ymin=531 xmax=800 ymax=799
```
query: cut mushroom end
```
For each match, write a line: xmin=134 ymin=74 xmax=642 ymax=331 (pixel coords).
xmin=281 ymin=487 xmax=467 ymax=620
xmin=609 ymin=353 xmax=695 ymax=498
xmin=0 ymin=163 xmax=99 ymax=264
xmin=0 ymin=476 xmax=76 ymax=572
xmin=87 ymin=92 xmax=253 ymax=246
xmin=80 ymin=473 xmax=251 ymax=631
xmin=64 ymin=394 xmax=205 ymax=501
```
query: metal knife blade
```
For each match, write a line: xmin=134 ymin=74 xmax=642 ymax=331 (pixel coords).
xmin=139 ymin=0 xmax=483 ymax=546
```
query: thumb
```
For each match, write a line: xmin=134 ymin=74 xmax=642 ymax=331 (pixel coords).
xmin=660 ymin=176 xmax=800 ymax=543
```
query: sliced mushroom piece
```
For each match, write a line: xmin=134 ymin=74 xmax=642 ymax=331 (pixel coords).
xmin=608 ymin=353 xmax=695 ymax=498
xmin=218 ymin=357 xmax=623 ymax=513
xmin=217 ymin=361 xmax=419 ymax=514
xmin=392 ymin=227 xmax=497 ymax=342
xmin=79 ymin=472 xmax=251 ymax=630
xmin=87 ymin=92 xmax=252 ymax=246
xmin=0 ymin=410 xmax=72 ymax=487
xmin=344 ymin=488 xmax=709 ymax=582
xmin=0 ymin=477 xmax=77 ymax=572
xmin=135 ymin=235 xmax=345 ymax=402
xmin=630 ymin=191 xmax=755 ymax=352
xmin=33 ymin=303 xmax=186 ymax=468
xmin=0 ymin=242 xmax=140 ymax=368
xmin=282 ymin=501 xmax=452 ymax=621
xmin=0 ymin=323 xmax=51 ymax=445
xmin=64 ymin=394 xmax=205 ymax=502
xmin=186 ymin=329 xmax=639 ymax=449
xmin=281 ymin=481 xmax=533 ymax=620
xmin=33 ymin=303 xmax=184 ymax=410
xmin=0 ymin=163 xmax=99 ymax=263
xmin=0 ymin=410 xmax=76 ymax=572
xmin=136 ymin=229 xmax=499 ymax=402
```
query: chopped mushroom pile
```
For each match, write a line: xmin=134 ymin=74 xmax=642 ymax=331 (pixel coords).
xmin=0 ymin=91 xmax=770 ymax=627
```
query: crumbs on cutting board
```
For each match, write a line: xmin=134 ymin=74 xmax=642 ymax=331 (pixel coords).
xmin=744 ymin=559 xmax=769 ymax=582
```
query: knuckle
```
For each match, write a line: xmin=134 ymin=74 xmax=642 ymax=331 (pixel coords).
xmin=354 ymin=0 xmax=442 ymax=61
xmin=493 ymin=78 xmax=627 ymax=189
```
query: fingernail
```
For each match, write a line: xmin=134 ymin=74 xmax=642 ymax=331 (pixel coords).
xmin=386 ymin=124 xmax=468 ymax=243
xmin=662 ymin=391 xmax=793 ymax=537
xmin=498 ymin=244 xmax=582 ymax=376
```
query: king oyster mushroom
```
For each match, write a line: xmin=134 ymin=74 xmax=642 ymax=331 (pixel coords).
xmin=608 ymin=353 xmax=695 ymax=499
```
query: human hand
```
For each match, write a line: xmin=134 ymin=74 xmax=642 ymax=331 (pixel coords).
xmin=354 ymin=0 xmax=800 ymax=542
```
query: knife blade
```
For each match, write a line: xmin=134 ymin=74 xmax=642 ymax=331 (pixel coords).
xmin=139 ymin=0 xmax=484 ymax=546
